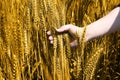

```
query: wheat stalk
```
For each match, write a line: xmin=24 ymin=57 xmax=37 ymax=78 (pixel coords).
xmin=0 ymin=0 xmax=120 ymax=80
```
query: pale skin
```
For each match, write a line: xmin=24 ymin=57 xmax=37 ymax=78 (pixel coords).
xmin=47 ymin=7 xmax=120 ymax=47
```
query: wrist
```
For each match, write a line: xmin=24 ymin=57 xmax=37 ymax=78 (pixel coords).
xmin=76 ymin=27 xmax=85 ymax=40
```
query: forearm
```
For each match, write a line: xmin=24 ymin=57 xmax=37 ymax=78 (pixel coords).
xmin=85 ymin=7 xmax=120 ymax=41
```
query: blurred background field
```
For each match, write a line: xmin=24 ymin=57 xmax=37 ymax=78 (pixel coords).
xmin=0 ymin=0 xmax=120 ymax=80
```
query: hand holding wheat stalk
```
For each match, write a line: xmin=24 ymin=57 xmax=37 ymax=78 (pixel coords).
xmin=47 ymin=7 xmax=120 ymax=47
xmin=47 ymin=24 xmax=85 ymax=47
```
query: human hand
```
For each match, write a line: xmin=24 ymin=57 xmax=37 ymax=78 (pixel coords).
xmin=47 ymin=24 xmax=83 ymax=47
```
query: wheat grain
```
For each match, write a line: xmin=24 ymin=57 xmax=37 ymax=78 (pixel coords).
xmin=0 ymin=0 xmax=120 ymax=80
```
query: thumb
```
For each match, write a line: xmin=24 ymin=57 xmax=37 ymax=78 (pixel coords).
xmin=70 ymin=40 xmax=78 ymax=47
xmin=56 ymin=25 xmax=70 ymax=33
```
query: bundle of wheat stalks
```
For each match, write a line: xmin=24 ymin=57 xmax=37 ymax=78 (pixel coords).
xmin=0 ymin=0 xmax=120 ymax=80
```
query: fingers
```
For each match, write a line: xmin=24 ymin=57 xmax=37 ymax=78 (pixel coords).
xmin=47 ymin=31 xmax=51 ymax=35
xmin=47 ymin=30 xmax=78 ymax=47
xmin=47 ymin=31 xmax=54 ymax=44
xmin=48 ymin=36 xmax=53 ymax=44
xmin=48 ymin=36 xmax=53 ymax=41
xmin=47 ymin=25 xmax=71 ymax=45
xmin=50 ymin=41 xmax=53 ymax=44
xmin=47 ymin=24 xmax=76 ymax=45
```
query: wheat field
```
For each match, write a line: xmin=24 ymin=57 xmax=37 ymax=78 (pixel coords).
xmin=0 ymin=0 xmax=120 ymax=80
